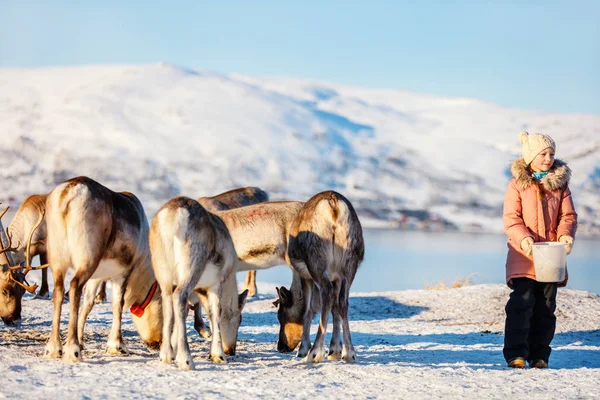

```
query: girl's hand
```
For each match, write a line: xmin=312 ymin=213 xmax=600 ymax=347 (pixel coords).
xmin=521 ymin=237 xmax=534 ymax=256
xmin=559 ymin=235 xmax=574 ymax=255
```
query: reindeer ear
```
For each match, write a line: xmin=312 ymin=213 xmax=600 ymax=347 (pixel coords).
xmin=273 ymin=287 xmax=281 ymax=307
xmin=238 ymin=289 xmax=249 ymax=310
xmin=278 ymin=286 xmax=292 ymax=307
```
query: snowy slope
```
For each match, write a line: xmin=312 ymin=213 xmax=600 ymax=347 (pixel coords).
xmin=1 ymin=283 xmax=599 ymax=399
xmin=1 ymin=64 xmax=599 ymax=234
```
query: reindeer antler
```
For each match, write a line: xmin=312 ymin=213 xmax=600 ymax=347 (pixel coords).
xmin=0 ymin=205 xmax=8 ymax=220
xmin=23 ymin=207 xmax=49 ymax=272
xmin=4 ymin=205 xmax=49 ymax=294
xmin=7 ymin=270 xmax=38 ymax=294
xmin=0 ymin=206 xmax=18 ymax=255
xmin=0 ymin=229 xmax=17 ymax=255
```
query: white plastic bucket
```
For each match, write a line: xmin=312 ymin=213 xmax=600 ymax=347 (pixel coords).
xmin=531 ymin=242 xmax=567 ymax=283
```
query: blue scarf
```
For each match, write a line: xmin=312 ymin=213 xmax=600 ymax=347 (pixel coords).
xmin=533 ymin=171 xmax=548 ymax=182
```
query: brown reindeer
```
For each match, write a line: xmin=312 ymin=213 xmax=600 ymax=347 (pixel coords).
xmin=150 ymin=197 xmax=248 ymax=369
xmin=130 ymin=200 xmax=306 ymax=361
xmin=7 ymin=194 xmax=107 ymax=302
xmin=0 ymin=204 xmax=48 ymax=326
xmin=44 ymin=176 xmax=162 ymax=362
xmin=276 ymin=191 xmax=364 ymax=363
xmin=191 ymin=186 xmax=268 ymax=338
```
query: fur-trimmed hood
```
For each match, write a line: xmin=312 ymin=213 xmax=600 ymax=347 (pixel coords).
xmin=510 ymin=158 xmax=571 ymax=191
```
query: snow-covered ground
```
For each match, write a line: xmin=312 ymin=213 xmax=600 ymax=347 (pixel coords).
xmin=1 ymin=64 xmax=599 ymax=235
xmin=1 ymin=283 xmax=599 ymax=399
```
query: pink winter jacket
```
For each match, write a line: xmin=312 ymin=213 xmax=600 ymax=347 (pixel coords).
xmin=503 ymin=158 xmax=577 ymax=288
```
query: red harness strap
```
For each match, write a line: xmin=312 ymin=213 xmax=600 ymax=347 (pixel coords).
xmin=130 ymin=281 xmax=158 ymax=317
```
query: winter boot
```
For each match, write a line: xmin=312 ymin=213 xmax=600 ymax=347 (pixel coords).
xmin=530 ymin=359 xmax=548 ymax=369
xmin=507 ymin=357 xmax=526 ymax=368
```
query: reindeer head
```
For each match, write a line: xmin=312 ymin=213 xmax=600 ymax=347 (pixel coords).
xmin=131 ymin=297 xmax=163 ymax=350
xmin=221 ymin=288 xmax=249 ymax=356
xmin=275 ymin=282 xmax=323 ymax=353
xmin=274 ymin=286 xmax=305 ymax=353
xmin=0 ymin=266 xmax=25 ymax=326
xmin=0 ymin=205 xmax=49 ymax=327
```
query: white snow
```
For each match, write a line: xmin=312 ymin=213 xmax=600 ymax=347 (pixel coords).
xmin=1 ymin=282 xmax=599 ymax=399
xmin=1 ymin=64 xmax=599 ymax=235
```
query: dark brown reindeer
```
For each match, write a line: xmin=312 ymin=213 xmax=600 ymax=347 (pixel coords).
xmin=7 ymin=194 xmax=107 ymax=302
xmin=44 ymin=176 xmax=162 ymax=362
xmin=276 ymin=191 xmax=364 ymax=363
xmin=150 ymin=197 xmax=248 ymax=370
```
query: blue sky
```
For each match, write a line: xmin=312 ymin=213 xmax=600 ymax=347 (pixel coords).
xmin=1 ymin=1 xmax=598 ymax=113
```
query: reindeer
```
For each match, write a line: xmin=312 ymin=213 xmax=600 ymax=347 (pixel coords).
xmin=43 ymin=176 xmax=163 ymax=362
xmin=198 ymin=186 xmax=268 ymax=298
xmin=275 ymin=191 xmax=364 ymax=363
xmin=7 ymin=194 xmax=107 ymax=302
xmin=191 ymin=186 xmax=268 ymax=338
xmin=0 ymin=204 xmax=47 ymax=326
xmin=186 ymin=200 xmax=307 ymax=344
xmin=150 ymin=197 xmax=248 ymax=370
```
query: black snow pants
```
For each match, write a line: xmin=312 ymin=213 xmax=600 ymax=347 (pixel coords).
xmin=503 ymin=277 xmax=558 ymax=363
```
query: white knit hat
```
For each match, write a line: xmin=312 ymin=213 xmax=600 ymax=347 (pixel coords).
xmin=519 ymin=131 xmax=556 ymax=165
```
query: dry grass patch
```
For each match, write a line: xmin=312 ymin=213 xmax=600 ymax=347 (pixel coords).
xmin=425 ymin=275 xmax=473 ymax=290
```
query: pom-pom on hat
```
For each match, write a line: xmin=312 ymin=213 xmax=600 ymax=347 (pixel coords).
xmin=519 ymin=131 xmax=556 ymax=165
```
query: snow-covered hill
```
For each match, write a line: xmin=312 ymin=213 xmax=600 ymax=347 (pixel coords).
xmin=1 ymin=64 xmax=599 ymax=234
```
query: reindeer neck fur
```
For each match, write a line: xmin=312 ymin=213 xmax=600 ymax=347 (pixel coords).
xmin=124 ymin=254 xmax=159 ymax=309
xmin=214 ymin=201 xmax=305 ymax=271
xmin=7 ymin=194 xmax=49 ymax=263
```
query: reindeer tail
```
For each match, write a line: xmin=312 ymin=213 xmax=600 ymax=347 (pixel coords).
xmin=312 ymin=191 xmax=364 ymax=267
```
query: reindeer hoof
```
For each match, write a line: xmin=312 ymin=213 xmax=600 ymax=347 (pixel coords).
xmin=198 ymin=327 xmax=212 ymax=339
xmin=63 ymin=344 xmax=83 ymax=363
xmin=296 ymin=345 xmax=310 ymax=359
xmin=209 ymin=354 xmax=227 ymax=364
xmin=342 ymin=349 xmax=356 ymax=363
xmin=159 ymin=354 xmax=173 ymax=365
xmin=94 ymin=294 xmax=106 ymax=304
xmin=327 ymin=350 xmax=342 ymax=360
xmin=44 ymin=346 xmax=63 ymax=359
xmin=107 ymin=340 xmax=129 ymax=355
xmin=306 ymin=348 xmax=324 ymax=363
xmin=177 ymin=355 xmax=195 ymax=370
xmin=34 ymin=291 xmax=50 ymax=300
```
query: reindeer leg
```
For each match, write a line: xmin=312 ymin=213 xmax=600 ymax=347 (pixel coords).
xmin=296 ymin=277 xmax=314 ymax=359
xmin=159 ymin=284 xmax=174 ymax=364
xmin=106 ymin=276 xmax=129 ymax=355
xmin=173 ymin=285 xmax=194 ymax=370
xmin=207 ymin=285 xmax=226 ymax=363
xmin=37 ymin=253 xmax=50 ymax=299
xmin=327 ymin=279 xmax=343 ymax=360
xmin=44 ymin=269 xmax=65 ymax=358
xmin=95 ymin=281 xmax=107 ymax=304
xmin=63 ymin=269 xmax=93 ymax=363
xmin=77 ymin=279 xmax=102 ymax=349
xmin=190 ymin=290 xmax=211 ymax=339
xmin=306 ymin=276 xmax=333 ymax=363
xmin=339 ymin=277 xmax=356 ymax=363
xmin=244 ymin=270 xmax=257 ymax=297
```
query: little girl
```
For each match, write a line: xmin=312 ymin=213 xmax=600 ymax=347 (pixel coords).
xmin=502 ymin=131 xmax=577 ymax=368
